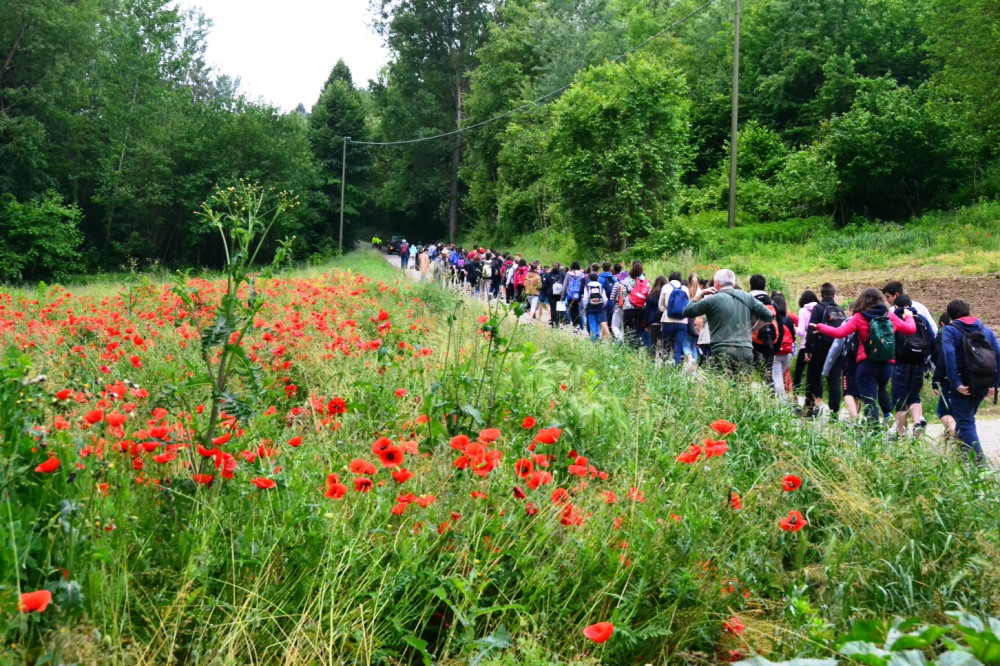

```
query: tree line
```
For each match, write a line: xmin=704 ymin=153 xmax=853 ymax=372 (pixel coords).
xmin=1 ymin=0 xmax=995 ymax=281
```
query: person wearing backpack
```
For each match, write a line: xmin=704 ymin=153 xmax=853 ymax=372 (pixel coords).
xmin=608 ymin=263 xmax=627 ymax=341
xmin=803 ymin=283 xmax=846 ymax=418
xmin=770 ymin=293 xmax=797 ymax=398
xmin=940 ymin=298 xmax=1000 ymax=462
xmin=598 ymin=262 xmax=617 ymax=327
xmin=890 ymin=294 xmax=934 ymax=437
xmin=562 ymin=261 xmax=587 ymax=333
xmin=545 ymin=263 xmax=566 ymax=328
xmin=813 ymin=288 xmax=916 ymax=426
xmin=658 ymin=271 xmax=691 ymax=366
xmin=682 ymin=268 xmax=773 ymax=373
xmin=882 ymin=281 xmax=938 ymax=338
xmin=931 ymin=313 xmax=958 ymax=441
xmin=513 ymin=259 xmax=530 ymax=302
xmin=581 ymin=269 xmax=609 ymax=341
xmin=794 ymin=291 xmax=819 ymax=396
xmin=479 ymin=253 xmax=494 ymax=303
xmin=525 ymin=262 xmax=543 ymax=319
xmin=645 ymin=275 xmax=668 ymax=355
xmin=748 ymin=275 xmax=778 ymax=382
xmin=399 ymin=241 xmax=410 ymax=270
xmin=619 ymin=261 xmax=650 ymax=348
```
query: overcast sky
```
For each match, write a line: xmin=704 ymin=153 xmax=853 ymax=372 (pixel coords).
xmin=173 ymin=0 xmax=390 ymax=112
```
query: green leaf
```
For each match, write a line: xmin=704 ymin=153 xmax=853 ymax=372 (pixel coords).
xmin=935 ymin=652 xmax=984 ymax=666
xmin=461 ymin=404 xmax=484 ymax=426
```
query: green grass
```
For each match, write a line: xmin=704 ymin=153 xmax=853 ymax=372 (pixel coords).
xmin=2 ymin=251 xmax=1000 ymax=664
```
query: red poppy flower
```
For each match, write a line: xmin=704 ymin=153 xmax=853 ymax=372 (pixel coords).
xmin=327 ymin=397 xmax=347 ymax=414
xmin=710 ymin=419 xmax=737 ymax=436
xmin=416 ymin=494 xmax=436 ymax=507
xmin=105 ymin=412 xmax=126 ymax=427
xmin=449 ymin=434 xmax=470 ymax=451
xmin=35 ymin=454 xmax=61 ymax=474
xmin=349 ymin=459 xmax=377 ymax=475
xmin=378 ymin=445 xmax=405 ymax=468
xmin=394 ymin=388 xmax=407 ymax=398
xmin=391 ymin=468 xmax=414 ymax=483
xmin=782 ymin=475 xmax=802 ymax=492
xmin=391 ymin=502 xmax=408 ymax=516
xmin=728 ymin=491 xmax=742 ymax=510
xmin=354 ymin=477 xmax=373 ymax=492
xmin=513 ymin=486 xmax=526 ymax=499
xmin=704 ymin=440 xmax=729 ymax=458
xmin=533 ymin=427 xmax=562 ymax=445
xmin=521 ymin=416 xmax=536 ymax=429
xmin=84 ymin=409 xmax=104 ymax=424
xmin=526 ymin=470 xmax=553 ymax=490
xmin=212 ymin=433 xmax=232 ymax=446
xmin=583 ymin=621 xmax=614 ymax=643
xmin=55 ymin=389 xmax=72 ymax=400
xmin=371 ymin=437 xmax=392 ymax=455
xmin=676 ymin=444 xmax=702 ymax=464
xmin=514 ymin=458 xmax=534 ymax=478
xmin=551 ymin=487 xmax=570 ymax=504
xmin=192 ymin=474 xmax=214 ymax=485
xmin=19 ymin=590 xmax=52 ymax=613
xmin=470 ymin=491 xmax=487 ymax=500
xmin=778 ymin=510 xmax=808 ymax=532
xmin=251 ymin=477 xmax=276 ymax=489
xmin=478 ymin=427 xmax=501 ymax=443
xmin=723 ymin=615 xmax=745 ymax=636
xmin=287 ymin=436 xmax=303 ymax=448
xmin=525 ymin=502 xmax=538 ymax=516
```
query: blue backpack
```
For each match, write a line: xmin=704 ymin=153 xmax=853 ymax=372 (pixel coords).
xmin=599 ymin=274 xmax=617 ymax=299
xmin=566 ymin=274 xmax=584 ymax=301
xmin=666 ymin=285 xmax=690 ymax=319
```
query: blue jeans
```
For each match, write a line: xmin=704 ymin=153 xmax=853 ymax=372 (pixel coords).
xmin=949 ymin=388 xmax=985 ymax=459
xmin=856 ymin=359 xmax=892 ymax=424
xmin=587 ymin=310 xmax=606 ymax=341
xmin=661 ymin=323 xmax=689 ymax=366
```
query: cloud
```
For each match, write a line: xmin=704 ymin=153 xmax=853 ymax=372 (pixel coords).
xmin=174 ymin=0 xmax=389 ymax=111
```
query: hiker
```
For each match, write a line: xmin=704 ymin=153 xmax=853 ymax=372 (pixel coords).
xmin=882 ymin=281 xmax=938 ymax=337
xmin=525 ymin=262 xmax=543 ymax=317
xmin=562 ymin=262 xmax=587 ymax=333
xmin=545 ymin=263 xmax=566 ymax=328
xmin=771 ymin=293 xmax=797 ymax=398
xmin=748 ymin=274 xmax=778 ymax=381
xmin=582 ymin=267 xmax=609 ymax=341
xmin=812 ymin=287 xmax=916 ymax=425
xmin=646 ymin=275 xmax=668 ymax=355
xmin=693 ymin=278 xmax=712 ymax=364
xmin=479 ymin=253 xmax=494 ymax=303
xmin=682 ymin=268 xmax=773 ymax=373
xmin=399 ymin=240 xmax=410 ymax=269
xmin=513 ymin=259 xmax=530 ymax=302
xmin=803 ymin=283 xmax=846 ymax=418
xmin=372 ymin=234 xmax=383 ymax=251
xmin=609 ymin=263 xmax=627 ymax=341
xmin=939 ymin=298 xmax=1000 ymax=462
xmin=794 ymin=291 xmax=819 ymax=395
xmin=657 ymin=272 xmax=690 ymax=365
xmin=890 ymin=294 xmax=934 ymax=436
xmin=417 ymin=247 xmax=430 ymax=275
xmin=931 ymin=313 xmax=958 ymax=440
xmin=619 ymin=261 xmax=650 ymax=348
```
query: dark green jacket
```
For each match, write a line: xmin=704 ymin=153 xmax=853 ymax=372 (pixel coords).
xmin=683 ymin=288 xmax=773 ymax=357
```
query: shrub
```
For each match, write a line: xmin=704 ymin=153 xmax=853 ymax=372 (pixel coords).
xmin=0 ymin=191 xmax=83 ymax=283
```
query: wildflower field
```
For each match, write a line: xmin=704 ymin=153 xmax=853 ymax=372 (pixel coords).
xmin=4 ymin=238 xmax=1000 ymax=663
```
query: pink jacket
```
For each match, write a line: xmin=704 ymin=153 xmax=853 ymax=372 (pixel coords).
xmin=816 ymin=309 xmax=916 ymax=364
xmin=796 ymin=302 xmax=817 ymax=339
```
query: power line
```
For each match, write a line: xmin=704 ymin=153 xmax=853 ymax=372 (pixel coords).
xmin=349 ymin=0 xmax=720 ymax=147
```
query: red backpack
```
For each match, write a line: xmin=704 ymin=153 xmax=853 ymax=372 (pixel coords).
xmin=776 ymin=318 xmax=794 ymax=355
xmin=513 ymin=266 xmax=529 ymax=287
xmin=627 ymin=278 xmax=650 ymax=308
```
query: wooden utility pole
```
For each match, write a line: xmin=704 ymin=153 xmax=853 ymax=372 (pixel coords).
xmin=340 ymin=136 xmax=348 ymax=254
xmin=728 ymin=0 xmax=741 ymax=229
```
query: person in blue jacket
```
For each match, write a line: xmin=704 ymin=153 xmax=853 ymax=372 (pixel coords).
xmin=940 ymin=298 xmax=1000 ymax=462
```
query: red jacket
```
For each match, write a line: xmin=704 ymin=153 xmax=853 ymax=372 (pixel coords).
xmin=816 ymin=308 xmax=916 ymax=364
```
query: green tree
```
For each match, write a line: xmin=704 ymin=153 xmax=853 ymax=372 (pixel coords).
xmin=0 ymin=192 xmax=83 ymax=282
xmin=824 ymin=77 xmax=964 ymax=219
xmin=372 ymin=0 xmax=492 ymax=242
xmin=548 ymin=55 xmax=690 ymax=249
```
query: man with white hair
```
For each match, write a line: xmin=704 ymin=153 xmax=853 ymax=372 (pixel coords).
xmin=682 ymin=269 xmax=773 ymax=372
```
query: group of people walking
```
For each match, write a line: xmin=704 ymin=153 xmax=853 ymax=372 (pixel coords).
xmin=399 ymin=244 xmax=999 ymax=463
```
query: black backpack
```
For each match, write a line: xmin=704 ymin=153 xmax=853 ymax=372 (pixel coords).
xmin=961 ymin=329 xmax=998 ymax=399
xmin=811 ymin=302 xmax=846 ymax=350
xmin=897 ymin=310 xmax=934 ymax=364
